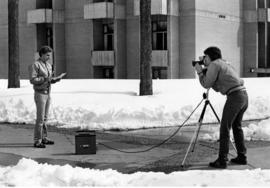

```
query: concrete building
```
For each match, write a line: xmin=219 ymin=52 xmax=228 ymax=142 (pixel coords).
xmin=0 ymin=0 xmax=269 ymax=79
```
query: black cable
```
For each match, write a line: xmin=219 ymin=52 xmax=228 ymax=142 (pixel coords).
xmin=98 ymin=98 xmax=205 ymax=153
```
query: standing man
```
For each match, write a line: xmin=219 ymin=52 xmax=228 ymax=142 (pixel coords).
xmin=193 ymin=46 xmax=248 ymax=168
xmin=29 ymin=46 xmax=66 ymax=148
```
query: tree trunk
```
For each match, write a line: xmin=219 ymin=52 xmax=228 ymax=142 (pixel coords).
xmin=139 ymin=0 xmax=152 ymax=96
xmin=8 ymin=0 xmax=20 ymax=88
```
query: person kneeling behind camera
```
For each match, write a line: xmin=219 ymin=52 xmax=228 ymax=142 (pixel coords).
xmin=193 ymin=46 xmax=248 ymax=169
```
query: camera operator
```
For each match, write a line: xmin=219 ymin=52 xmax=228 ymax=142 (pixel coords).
xmin=193 ymin=46 xmax=248 ymax=169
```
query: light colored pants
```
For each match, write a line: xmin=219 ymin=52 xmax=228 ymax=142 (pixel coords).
xmin=34 ymin=92 xmax=51 ymax=143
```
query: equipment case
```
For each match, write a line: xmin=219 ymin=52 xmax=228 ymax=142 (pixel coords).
xmin=75 ymin=130 xmax=96 ymax=154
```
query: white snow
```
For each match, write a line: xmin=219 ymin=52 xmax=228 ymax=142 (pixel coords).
xmin=0 ymin=78 xmax=270 ymax=186
xmin=1 ymin=78 xmax=270 ymax=141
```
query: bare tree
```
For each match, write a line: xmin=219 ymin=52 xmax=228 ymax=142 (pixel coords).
xmin=8 ymin=0 xmax=20 ymax=88
xmin=139 ymin=0 xmax=152 ymax=95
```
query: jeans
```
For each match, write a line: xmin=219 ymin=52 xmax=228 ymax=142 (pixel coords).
xmin=219 ymin=90 xmax=248 ymax=160
xmin=34 ymin=92 xmax=51 ymax=143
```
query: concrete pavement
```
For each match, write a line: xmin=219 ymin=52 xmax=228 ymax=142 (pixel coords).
xmin=0 ymin=123 xmax=269 ymax=173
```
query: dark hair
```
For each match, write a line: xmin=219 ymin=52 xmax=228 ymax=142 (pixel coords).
xmin=204 ymin=46 xmax=222 ymax=61
xmin=38 ymin=46 xmax=53 ymax=57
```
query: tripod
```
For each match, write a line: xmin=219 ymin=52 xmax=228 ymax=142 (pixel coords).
xmin=180 ymin=89 xmax=237 ymax=168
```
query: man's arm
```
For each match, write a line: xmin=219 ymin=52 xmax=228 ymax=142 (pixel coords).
xmin=28 ymin=63 xmax=46 ymax=85
xmin=51 ymin=72 xmax=67 ymax=84
xmin=199 ymin=63 xmax=219 ymax=89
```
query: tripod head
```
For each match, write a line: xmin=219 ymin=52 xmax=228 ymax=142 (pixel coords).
xmin=202 ymin=89 xmax=210 ymax=100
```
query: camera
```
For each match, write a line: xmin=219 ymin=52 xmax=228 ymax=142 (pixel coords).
xmin=192 ymin=56 xmax=205 ymax=67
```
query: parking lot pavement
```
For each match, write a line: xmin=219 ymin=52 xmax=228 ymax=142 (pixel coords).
xmin=0 ymin=123 xmax=269 ymax=173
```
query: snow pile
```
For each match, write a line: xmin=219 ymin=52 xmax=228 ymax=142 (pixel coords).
xmin=0 ymin=78 xmax=270 ymax=141
xmin=0 ymin=158 xmax=269 ymax=187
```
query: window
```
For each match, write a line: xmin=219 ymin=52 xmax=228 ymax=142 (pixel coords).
xmin=103 ymin=23 xmax=114 ymax=50
xmin=46 ymin=26 xmax=53 ymax=48
xmin=36 ymin=0 xmax=52 ymax=9
xmin=94 ymin=67 xmax=114 ymax=79
xmin=93 ymin=0 xmax=113 ymax=3
xmin=258 ymin=0 xmax=265 ymax=8
xmin=152 ymin=21 xmax=167 ymax=50
xmin=257 ymin=0 xmax=270 ymax=70
xmin=258 ymin=22 xmax=266 ymax=68
xmin=37 ymin=24 xmax=53 ymax=50
xmin=257 ymin=16 xmax=270 ymax=69
xmin=257 ymin=0 xmax=270 ymax=8
xmin=152 ymin=67 xmax=167 ymax=79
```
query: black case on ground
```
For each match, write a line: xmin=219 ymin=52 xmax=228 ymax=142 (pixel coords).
xmin=75 ymin=130 xmax=96 ymax=154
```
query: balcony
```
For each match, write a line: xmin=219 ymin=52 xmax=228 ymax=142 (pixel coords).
xmin=152 ymin=50 xmax=168 ymax=67
xmin=250 ymin=68 xmax=270 ymax=74
xmin=257 ymin=8 xmax=269 ymax=22
xmin=92 ymin=51 xmax=114 ymax=66
xmin=84 ymin=2 xmax=114 ymax=19
xmin=27 ymin=9 xmax=52 ymax=23
xmin=259 ymin=8 xmax=270 ymax=22
xmin=27 ymin=9 xmax=64 ymax=24
xmin=134 ymin=0 xmax=167 ymax=16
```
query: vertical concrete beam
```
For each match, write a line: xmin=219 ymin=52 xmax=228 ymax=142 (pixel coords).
xmin=167 ymin=0 xmax=180 ymax=78
xmin=19 ymin=0 xmax=37 ymax=79
xmin=179 ymin=0 xmax=196 ymax=78
xmin=114 ymin=0 xmax=126 ymax=79
xmin=65 ymin=0 xmax=93 ymax=78
xmin=115 ymin=19 xmax=127 ymax=78
xmin=126 ymin=0 xmax=140 ymax=78
xmin=0 ymin=0 xmax=8 ymax=78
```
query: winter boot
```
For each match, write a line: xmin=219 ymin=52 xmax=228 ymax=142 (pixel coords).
xmin=42 ymin=138 xmax=54 ymax=145
xmin=34 ymin=141 xmax=46 ymax=148
xmin=230 ymin=154 xmax=247 ymax=165
xmin=209 ymin=158 xmax=227 ymax=169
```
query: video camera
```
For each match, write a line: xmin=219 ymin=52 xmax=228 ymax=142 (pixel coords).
xmin=192 ymin=56 xmax=205 ymax=67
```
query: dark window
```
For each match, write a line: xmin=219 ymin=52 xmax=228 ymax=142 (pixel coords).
xmin=152 ymin=21 xmax=167 ymax=50
xmin=94 ymin=67 xmax=114 ymax=79
xmin=46 ymin=27 xmax=53 ymax=48
xmin=93 ymin=0 xmax=113 ymax=3
xmin=103 ymin=67 xmax=114 ymax=78
xmin=36 ymin=0 xmax=52 ymax=9
xmin=258 ymin=73 xmax=270 ymax=77
xmin=152 ymin=67 xmax=167 ymax=79
xmin=258 ymin=22 xmax=266 ymax=68
xmin=268 ymin=24 xmax=270 ymax=68
xmin=36 ymin=24 xmax=53 ymax=50
xmin=258 ymin=0 xmax=265 ymax=8
xmin=104 ymin=23 xmax=114 ymax=50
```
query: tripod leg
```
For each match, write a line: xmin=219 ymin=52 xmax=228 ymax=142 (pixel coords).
xmin=191 ymin=102 xmax=208 ymax=152
xmin=208 ymin=101 xmax=237 ymax=153
xmin=180 ymin=121 xmax=202 ymax=168
xmin=181 ymin=102 xmax=207 ymax=167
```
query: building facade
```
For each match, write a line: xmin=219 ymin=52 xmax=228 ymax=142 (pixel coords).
xmin=0 ymin=0 xmax=269 ymax=79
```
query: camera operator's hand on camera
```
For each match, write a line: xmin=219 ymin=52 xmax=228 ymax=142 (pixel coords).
xmin=194 ymin=63 xmax=203 ymax=75
xmin=199 ymin=56 xmax=205 ymax=61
